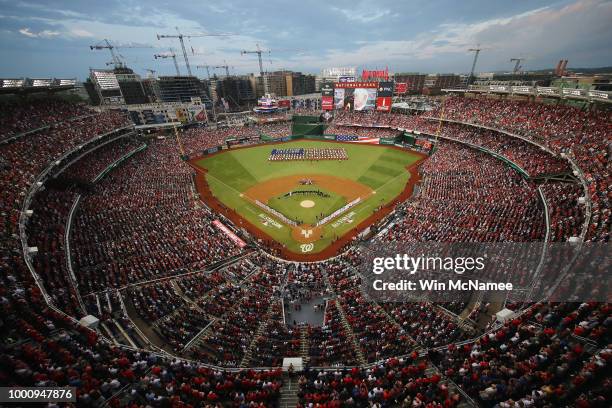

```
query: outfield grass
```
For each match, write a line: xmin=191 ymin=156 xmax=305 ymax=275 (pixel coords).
xmin=196 ymin=140 xmax=421 ymax=254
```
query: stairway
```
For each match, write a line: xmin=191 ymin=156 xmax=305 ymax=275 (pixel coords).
xmin=299 ymin=325 xmax=309 ymax=364
xmin=333 ymin=300 xmax=367 ymax=365
xmin=279 ymin=373 xmax=299 ymax=408
xmin=239 ymin=301 xmax=276 ymax=367
xmin=426 ymin=365 xmax=478 ymax=408
xmin=321 ymin=270 xmax=367 ymax=365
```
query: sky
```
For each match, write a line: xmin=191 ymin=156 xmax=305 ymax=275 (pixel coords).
xmin=0 ymin=0 xmax=611 ymax=80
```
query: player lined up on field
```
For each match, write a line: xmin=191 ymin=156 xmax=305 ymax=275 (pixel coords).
xmin=268 ymin=147 xmax=348 ymax=161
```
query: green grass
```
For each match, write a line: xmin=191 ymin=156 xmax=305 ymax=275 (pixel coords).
xmin=267 ymin=186 xmax=347 ymax=225
xmin=196 ymin=140 xmax=421 ymax=254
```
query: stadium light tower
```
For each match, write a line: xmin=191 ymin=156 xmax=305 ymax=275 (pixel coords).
xmin=156 ymin=27 xmax=232 ymax=76
xmin=241 ymin=44 xmax=271 ymax=93
xmin=154 ymin=50 xmax=181 ymax=76
xmin=467 ymin=45 xmax=483 ymax=86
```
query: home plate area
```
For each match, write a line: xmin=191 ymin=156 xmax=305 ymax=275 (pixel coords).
xmin=291 ymin=224 xmax=323 ymax=244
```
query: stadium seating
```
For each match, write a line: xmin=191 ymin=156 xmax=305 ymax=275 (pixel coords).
xmin=0 ymin=97 xmax=92 ymax=140
xmin=1 ymin=95 xmax=609 ymax=407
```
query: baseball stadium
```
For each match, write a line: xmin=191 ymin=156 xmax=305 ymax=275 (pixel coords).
xmin=0 ymin=1 xmax=611 ymax=408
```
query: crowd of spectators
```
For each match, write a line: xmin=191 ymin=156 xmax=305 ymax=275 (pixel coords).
xmin=0 ymin=97 xmax=92 ymax=140
xmin=415 ymin=121 xmax=571 ymax=177
xmin=179 ymin=122 xmax=291 ymax=157
xmin=425 ymin=96 xmax=610 ymax=242
xmin=1 ymin=96 xmax=610 ymax=407
xmin=430 ymin=302 xmax=610 ymax=407
xmin=60 ymin=137 xmax=144 ymax=183
xmin=1 ymin=106 xmax=131 ymax=318
xmin=332 ymin=98 xmax=606 ymax=242
xmin=324 ymin=125 xmax=401 ymax=139
xmin=256 ymin=122 xmax=292 ymax=139
xmin=375 ymin=142 xmax=545 ymax=243
xmin=540 ymin=182 xmax=586 ymax=241
xmin=70 ymin=137 xmax=245 ymax=294
xmin=298 ymin=356 xmax=462 ymax=407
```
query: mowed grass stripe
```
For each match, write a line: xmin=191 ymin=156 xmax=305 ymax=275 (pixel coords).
xmin=203 ymin=152 xmax=258 ymax=191
xmin=196 ymin=140 xmax=422 ymax=254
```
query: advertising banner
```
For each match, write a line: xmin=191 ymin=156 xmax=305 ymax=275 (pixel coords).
xmin=334 ymin=88 xmax=345 ymax=110
xmin=376 ymin=81 xmax=394 ymax=112
xmin=334 ymin=81 xmax=378 ymax=89
xmin=322 ymin=95 xmax=334 ymax=110
xmin=395 ymin=82 xmax=408 ymax=94
xmin=376 ymin=97 xmax=392 ymax=111
xmin=321 ymin=82 xmax=334 ymax=96
xmin=195 ymin=109 xmax=207 ymax=122
xmin=212 ymin=220 xmax=246 ymax=248
xmin=377 ymin=81 xmax=394 ymax=97
xmin=321 ymin=82 xmax=335 ymax=111
xmin=362 ymin=68 xmax=389 ymax=81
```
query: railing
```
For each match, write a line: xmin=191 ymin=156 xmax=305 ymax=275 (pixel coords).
xmin=443 ymin=85 xmax=612 ymax=103
xmin=421 ymin=117 xmax=557 ymax=156
xmin=420 ymin=117 xmax=591 ymax=241
xmin=18 ymin=125 xmax=135 ymax=334
xmin=1 ymin=113 xmax=98 ymax=144
xmin=65 ymin=195 xmax=86 ymax=313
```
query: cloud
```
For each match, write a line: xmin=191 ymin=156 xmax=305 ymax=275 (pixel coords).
xmin=331 ymin=6 xmax=392 ymax=23
xmin=18 ymin=27 xmax=60 ymax=38
xmin=70 ymin=28 xmax=94 ymax=38
xmin=282 ymin=0 xmax=612 ymax=73
xmin=2 ymin=0 xmax=611 ymax=78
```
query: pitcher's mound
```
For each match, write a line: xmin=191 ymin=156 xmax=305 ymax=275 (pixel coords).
xmin=300 ymin=200 xmax=315 ymax=208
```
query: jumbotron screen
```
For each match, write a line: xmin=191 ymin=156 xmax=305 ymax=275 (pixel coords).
xmin=334 ymin=81 xmax=378 ymax=111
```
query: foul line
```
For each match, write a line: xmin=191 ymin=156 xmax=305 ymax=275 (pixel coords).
xmin=205 ymin=166 xmax=410 ymax=231
xmin=205 ymin=172 xmax=289 ymax=229
xmin=318 ymin=169 xmax=410 ymax=227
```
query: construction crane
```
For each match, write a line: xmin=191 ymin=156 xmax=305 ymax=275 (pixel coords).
xmin=90 ymin=39 xmax=151 ymax=69
xmin=213 ymin=62 xmax=231 ymax=78
xmin=196 ymin=65 xmax=212 ymax=80
xmin=154 ymin=50 xmax=181 ymax=76
xmin=510 ymin=57 xmax=526 ymax=74
xmin=467 ymin=45 xmax=484 ymax=86
xmin=156 ymin=27 xmax=232 ymax=76
xmin=90 ymin=39 xmax=123 ymax=68
xmin=241 ymin=44 xmax=271 ymax=92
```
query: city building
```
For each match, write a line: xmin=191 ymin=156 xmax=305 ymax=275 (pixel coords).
xmin=214 ymin=75 xmax=257 ymax=107
xmin=115 ymin=67 xmax=148 ymax=105
xmin=286 ymin=72 xmax=316 ymax=96
xmin=157 ymin=76 xmax=208 ymax=103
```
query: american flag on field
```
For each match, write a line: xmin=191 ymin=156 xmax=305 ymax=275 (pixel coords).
xmin=336 ymin=134 xmax=380 ymax=144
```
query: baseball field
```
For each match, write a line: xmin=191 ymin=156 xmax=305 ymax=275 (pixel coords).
xmin=191 ymin=140 xmax=424 ymax=259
